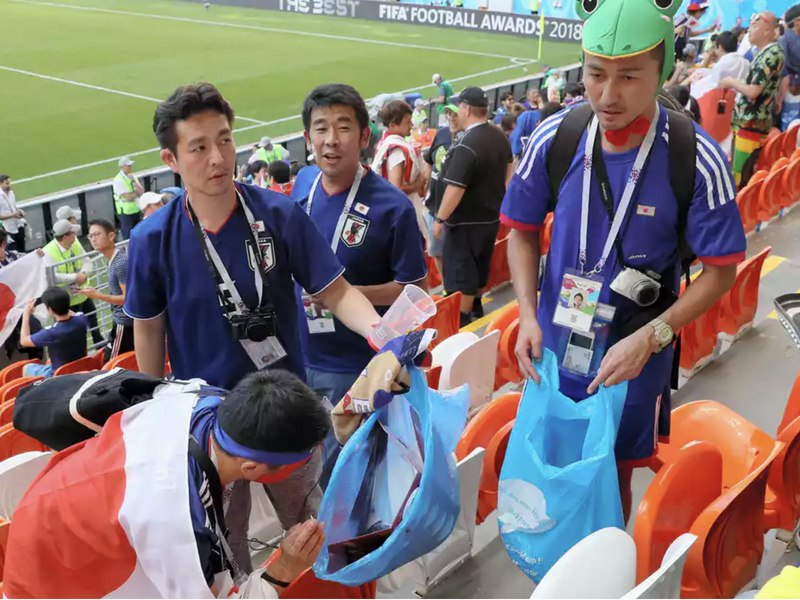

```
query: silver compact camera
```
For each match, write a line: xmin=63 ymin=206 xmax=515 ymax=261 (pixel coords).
xmin=610 ymin=268 xmax=661 ymax=307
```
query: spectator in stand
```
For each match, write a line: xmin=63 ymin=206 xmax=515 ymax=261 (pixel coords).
xmin=136 ymin=192 xmax=165 ymax=218
xmin=432 ymin=73 xmax=456 ymax=122
xmin=113 ymin=157 xmax=144 ymax=240
xmin=510 ymin=102 xmax=561 ymax=160
xmin=674 ymin=2 xmax=718 ymax=60
xmin=720 ymin=11 xmax=785 ymax=186
xmin=20 ymin=286 xmax=88 ymax=378
xmin=686 ymin=31 xmax=751 ymax=87
xmin=500 ymin=113 xmax=517 ymax=138
xmin=0 ymin=230 xmax=21 ymax=267
xmin=298 ymin=83 xmax=427 ymax=418
xmin=41 ymin=219 xmax=103 ymax=345
xmin=238 ymin=159 xmax=268 ymax=188
xmin=666 ymin=85 xmax=702 ymax=124
xmin=780 ymin=5 xmax=800 ymax=130
xmin=668 ymin=43 xmax=699 ymax=86
xmin=82 ymin=219 xmax=134 ymax=361
xmin=159 ymin=186 xmax=182 ymax=202
xmin=0 ymin=175 xmax=26 ymax=252
xmin=563 ymin=82 xmax=585 ymax=106
xmin=411 ymin=98 xmax=427 ymax=130
xmin=424 ymin=104 xmax=460 ymax=276
xmin=411 ymin=114 xmax=436 ymax=150
xmin=250 ymin=136 xmax=289 ymax=164
xmin=55 ymin=205 xmax=81 ymax=227
xmin=433 ymin=87 xmax=512 ymax=326
xmin=494 ymin=92 xmax=516 ymax=124
xmin=523 ymin=88 xmax=543 ymax=111
xmin=291 ymin=162 xmax=322 ymax=201
xmin=267 ymin=160 xmax=293 ymax=196
xmin=544 ymin=69 xmax=566 ymax=103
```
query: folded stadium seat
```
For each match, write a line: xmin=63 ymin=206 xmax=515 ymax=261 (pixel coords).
xmin=782 ymin=154 xmax=800 ymax=209
xmin=263 ymin=552 xmax=376 ymax=599
xmin=419 ymin=292 xmax=461 ymax=351
xmin=434 ymin=330 xmax=500 ymax=412
xmin=476 ymin=419 xmax=515 ymax=523
xmin=497 ymin=318 xmax=522 ymax=390
xmin=757 ymin=129 xmax=783 ymax=172
xmin=102 ymin=351 xmax=138 ymax=372
xmin=53 ymin=352 xmax=105 ymax=376
xmin=485 ymin=237 xmax=511 ymax=293
xmin=0 ymin=377 xmax=43 ymax=405
xmin=736 ymin=171 xmax=768 ymax=234
xmin=484 ymin=302 xmax=520 ymax=389
xmin=757 ymin=158 xmax=790 ymax=223
xmin=531 ymin=528 xmax=636 ymax=599
xmin=0 ymin=425 xmax=48 ymax=463
xmin=696 ymin=89 xmax=736 ymax=144
xmin=678 ymin=300 xmax=722 ymax=379
xmin=784 ymin=123 xmax=800 ymax=160
xmin=425 ymin=364 xmax=442 ymax=389
xmin=0 ymin=360 xmax=40 ymax=386
xmin=716 ymin=246 xmax=771 ymax=343
xmin=426 ymin=255 xmax=442 ymax=290
xmin=0 ymin=403 xmax=15 ymax=428
xmin=540 ymin=212 xmax=554 ymax=257
xmin=636 ymin=441 xmax=722 ymax=580
xmin=625 ymin=534 xmax=697 ymax=599
xmin=0 ymin=452 xmax=53 ymax=521
xmin=765 ymin=413 xmax=800 ymax=533
xmin=778 ymin=369 xmax=800 ymax=435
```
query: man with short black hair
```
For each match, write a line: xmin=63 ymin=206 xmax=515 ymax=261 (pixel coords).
xmin=20 ymin=286 xmax=88 ymax=378
xmin=494 ymin=92 xmax=516 ymax=124
xmin=432 ymin=87 xmax=513 ymax=326
xmin=83 ymin=218 xmax=134 ymax=361
xmin=267 ymin=160 xmax=293 ymax=196
xmin=0 ymin=175 xmax=26 ymax=252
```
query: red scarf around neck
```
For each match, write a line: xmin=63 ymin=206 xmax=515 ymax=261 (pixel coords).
xmin=604 ymin=115 xmax=651 ymax=147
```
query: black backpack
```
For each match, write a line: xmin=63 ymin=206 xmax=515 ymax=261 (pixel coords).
xmin=545 ymin=98 xmax=698 ymax=279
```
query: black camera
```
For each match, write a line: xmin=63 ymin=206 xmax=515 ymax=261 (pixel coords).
xmin=229 ymin=308 xmax=276 ymax=342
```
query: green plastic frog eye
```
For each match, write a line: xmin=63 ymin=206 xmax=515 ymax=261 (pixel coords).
xmin=652 ymin=0 xmax=680 ymax=18
xmin=576 ymin=0 xmax=604 ymax=20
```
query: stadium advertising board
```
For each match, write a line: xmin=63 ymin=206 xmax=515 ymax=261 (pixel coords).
xmin=207 ymin=0 xmax=583 ymax=40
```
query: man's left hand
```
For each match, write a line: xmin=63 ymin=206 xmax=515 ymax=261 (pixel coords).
xmin=82 ymin=287 xmax=98 ymax=299
xmin=587 ymin=326 xmax=659 ymax=394
xmin=433 ymin=220 xmax=444 ymax=239
xmin=24 ymin=299 xmax=36 ymax=316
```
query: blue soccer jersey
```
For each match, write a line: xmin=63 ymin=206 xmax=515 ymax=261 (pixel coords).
xmin=124 ymin=183 xmax=344 ymax=390
xmin=298 ymin=169 xmax=427 ymax=373
xmin=500 ymin=107 xmax=747 ymax=462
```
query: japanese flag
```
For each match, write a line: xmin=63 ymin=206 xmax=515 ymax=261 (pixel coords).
xmin=0 ymin=252 xmax=47 ymax=346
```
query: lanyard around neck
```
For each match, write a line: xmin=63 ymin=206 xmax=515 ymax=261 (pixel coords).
xmin=186 ymin=188 xmax=270 ymax=315
xmin=579 ymin=105 xmax=660 ymax=276
xmin=306 ymin=164 xmax=365 ymax=254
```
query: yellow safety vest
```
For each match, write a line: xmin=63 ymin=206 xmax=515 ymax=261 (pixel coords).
xmin=256 ymin=145 xmax=285 ymax=163
xmin=43 ymin=238 xmax=88 ymax=306
xmin=113 ymin=172 xmax=141 ymax=215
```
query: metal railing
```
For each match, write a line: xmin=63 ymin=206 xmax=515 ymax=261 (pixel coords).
xmin=17 ymin=62 xmax=583 ymax=250
xmin=44 ymin=240 xmax=130 ymax=352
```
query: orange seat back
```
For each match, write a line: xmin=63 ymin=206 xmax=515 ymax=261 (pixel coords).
xmin=0 ymin=377 xmax=43 ymax=404
xmin=679 ymin=302 xmax=721 ymax=372
xmin=540 ymin=212 xmax=554 ymax=256
xmin=53 ymin=352 xmax=105 ymax=377
xmin=0 ymin=424 xmax=47 ymax=462
xmin=420 ymin=292 xmax=461 ymax=350
xmin=497 ymin=318 xmax=522 ymax=389
xmin=426 ymin=254 xmax=442 ymax=290
xmin=477 ymin=419 xmax=515 ymax=523
xmin=455 ymin=392 xmax=521 ymax=462
xmin=716 ymin=246 xmax=771 ymax=337
xmin=778 ymin=369 xmax=800 ymax=435
xmin=102 ymin=351 xmax=138 ymax=372
xmin=766 ymin=414 xmax=800 ymax=532
xmin=681 ymin=440 xmax=783 ymax=599
xmin=697 ymin=89 xmax=735 ymax=143
xmin=485 ymin=237 xmax=510 ymax=292
xmin=425 ymin=364 xmax=442 ymax=389
xmin=735 ymin=174 xmax=765 ymax=234
xmin=634 ymin=440 xmax=723 ymax=583
xmin=0 ymin=401 xmax=15 ymax=428
xmin=783 ymin=123 xmax=799 ymax=159
xmin=658 ymin=400 xmax=777 ymax=490
xmin=0 ymin=360 xmax=41 ymax=386
xmin=757 ymin=166 xmax=786 ymax=222
xmin=758 ymin=129 xmax=782 ymax=171
xmin=782 ymin=157 xmax=800 ymax=207
xmin=485 ymin=303 xmax=520 ymax=389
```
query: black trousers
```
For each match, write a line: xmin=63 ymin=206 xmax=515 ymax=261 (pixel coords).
xmin=9 ymin=229 xmax=25 ymax=253
xmin=104 ymin=322 xmax=135 ymax=362
xmin=119 ymin=212 xmax=142 ymax=241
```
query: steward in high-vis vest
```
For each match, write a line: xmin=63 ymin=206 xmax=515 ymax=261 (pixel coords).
xmin=113 ymin=156 xmax=143 ymax=240
xmin=41 ymin=219 xmax=103 ymax=345
xmin=254 ymin=136 xmax=286 ymax=164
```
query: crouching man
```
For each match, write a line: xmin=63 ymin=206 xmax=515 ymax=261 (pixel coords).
xmin=3 ymin=369 xmax=330 ymax=598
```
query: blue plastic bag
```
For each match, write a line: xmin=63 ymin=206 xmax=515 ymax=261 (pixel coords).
xmin=498 ymin=348 xmax=627 ymax=583
xmin=313 ymin=366 xmax=469 ymax=586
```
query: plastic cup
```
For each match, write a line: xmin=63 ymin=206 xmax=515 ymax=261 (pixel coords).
xmin=369 ymin=285 xmax=437 ymax=350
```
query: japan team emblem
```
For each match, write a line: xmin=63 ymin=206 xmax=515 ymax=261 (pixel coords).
xmin=246 ymin=236 xmax=275 ymax=273
xmin=341 ymin=215 xmax=369 ymax=248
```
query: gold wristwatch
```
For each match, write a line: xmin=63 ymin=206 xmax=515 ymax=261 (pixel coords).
xmin=648 ymin=318 xmax=674 ymax=352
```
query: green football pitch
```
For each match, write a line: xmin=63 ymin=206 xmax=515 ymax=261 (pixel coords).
xmin=0 ymin=0 xmax=579 ymax=199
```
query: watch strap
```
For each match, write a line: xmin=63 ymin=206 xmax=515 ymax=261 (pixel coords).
xmin=261 ymin=569 xmax=290 ymax=588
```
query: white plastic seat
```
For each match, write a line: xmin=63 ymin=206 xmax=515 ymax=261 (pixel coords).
xmin=438 ymin=330 xmax=500 ymax=411
xmin=531 ymin=527 xmax=636 ymax=599
xmin=0 ymin=451 xmax=54 ymax=519
xmin=623 ymin=533 xmax=697 ymax=599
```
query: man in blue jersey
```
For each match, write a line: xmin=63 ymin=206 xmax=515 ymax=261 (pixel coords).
xmin=297 ymin=83 xmax=427 ymax=408
xmin=501 ymin=0 xmax=746 ymax=522
xmin=125 ymin=82 xmax=380 ymax=392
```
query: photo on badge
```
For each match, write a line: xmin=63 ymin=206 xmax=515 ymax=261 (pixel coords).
xmin=553 ymin=271 xmax=602 ymax=333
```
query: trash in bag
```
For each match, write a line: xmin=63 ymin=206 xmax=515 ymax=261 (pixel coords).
xmin=314 ymin=366 xmax=469 ymax=586
xmin=498 ymin=348 xmax=627 ymax=583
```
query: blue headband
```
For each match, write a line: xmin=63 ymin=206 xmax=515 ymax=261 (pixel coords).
xmin=212 ymin=420 xmax=315 ymax=466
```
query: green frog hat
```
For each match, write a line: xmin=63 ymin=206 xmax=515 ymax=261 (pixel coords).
xmin=576 ymin=0 xmax=681 ymax=88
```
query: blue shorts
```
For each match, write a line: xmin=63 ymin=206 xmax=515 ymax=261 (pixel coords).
xmin=23 ymin=363 xmax=54 ymax=378
xmin=424 ymin=212 xmax=444 ymax=258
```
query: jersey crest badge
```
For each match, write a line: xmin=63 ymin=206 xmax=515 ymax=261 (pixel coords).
xmin=246 ymin=236 xmax=275 ymax=273
xmin=341 ymin=215 xmax=369 ymax=248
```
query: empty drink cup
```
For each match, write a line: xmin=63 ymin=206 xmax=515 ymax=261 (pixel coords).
xmin=369 ymin=285 xmax=437 ymax=350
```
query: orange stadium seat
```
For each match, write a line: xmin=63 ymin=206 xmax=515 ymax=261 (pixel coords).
xmin=679 ymin=301 xmax=721 ymax=377
xmin=757 ymin=158 xmax=789 ymax=222
xmin=53 ymin=352 xmax=105 ymax=376
xmin=758 ymin=129 xmax=782 ymax=172
xmin=736 ymin=171 xmax=767 ymax=234
xmin=0 ymin=424 xmax=48 ymax=463
xmin=476 ymin=419 xmax=515 ymax=523
xmin=425 ymin=364 xmax=442 ymax=389
xmin=696 ymin=89 xmax=735 ymax=144
xmin=102 ymin=351 xmax=138 ymax=372
xmin=0 ymin=360 xmax=40 ymax=386
xmin=484 ymin=303 xmax=520 ymax=389
xmin=778 ymin=369 xmax=800 ymax=435
xmin=497 ymin=318 xmax=522 ymax=389
xmin=485 ymin=236 xmax=511 ymax=292
xmin=765 ymin=413 xmax=800 ymax=532
xmin=716 ymin=247 xmax=771 ymax=339
xmin=426 ymin=254 xmax=443 ymax=290
xmin=783 ymin=123 xmax=799 ymax=160
xmin=782 ymin=155 xmax=800 ymax=208
xmin=419 ymin=293 xmax=461 ymax=351
xmin=0 ymin=377 xmax=43 ymax=405
xmin=0 ymin=402 xmax=15 ymax=428
xmin=263 ymin=552 xmax=376 ymax=598
xmin=540 ymin=212 xmax=554 ymax=256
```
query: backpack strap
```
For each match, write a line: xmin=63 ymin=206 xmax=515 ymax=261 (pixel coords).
xmin=546 ymin=103 xmax=595 ymax=211
xmin=665 ymin=108 xmax=696 ymax=260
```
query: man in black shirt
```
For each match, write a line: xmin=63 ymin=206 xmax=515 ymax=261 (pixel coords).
xmin=432 ymin=87 xmax=513 ymax=326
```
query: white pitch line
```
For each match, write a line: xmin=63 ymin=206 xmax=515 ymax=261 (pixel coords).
xmin=13 ymin=59 xmax=538 ymax=185
xmin=0 ymin=64 xmax=267 ymax=125
xmin=6 ymin=0 xmax=527 ymax=61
